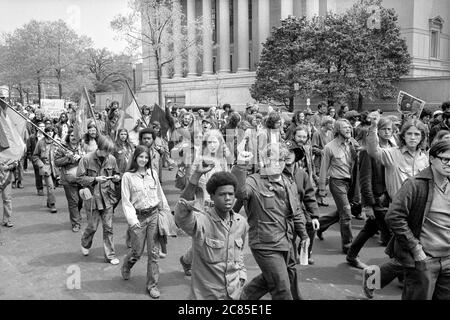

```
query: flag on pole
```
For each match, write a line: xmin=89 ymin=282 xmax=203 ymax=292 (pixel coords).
xmin=117 ymin=83 xmax=141 ymax=137
xmin=73 ymin=87 xmax=94 ymax=140
xmin=0 ymin=108 xmax=26 ymax=163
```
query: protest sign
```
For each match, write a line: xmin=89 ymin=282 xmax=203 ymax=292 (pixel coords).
xmin=40 ymin=99 xmax=65 ymax=118
xmin=396 ymin=91 xmax=425 ymax=117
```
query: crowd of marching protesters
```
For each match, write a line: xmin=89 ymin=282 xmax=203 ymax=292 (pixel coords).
xmin=1 ymin=98 xmax=449 ymax=300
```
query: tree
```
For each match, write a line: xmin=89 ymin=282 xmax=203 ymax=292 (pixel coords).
xmin=111 ymin=0 xmax=203 ymax=107
xmin=250 ymin=16 xmax=319 ymax=111
xmin=85 ymin=48 xmax=133 ymax=93
xmin=0 ymin=20 xmax=95 ymax=103
xmin=251 ymin=0 xmax=411 ymax=111
xmin=1 ymin=20 xmax=54 ymax=103
xmin=46 ymin=20 xmax=93 ymax=99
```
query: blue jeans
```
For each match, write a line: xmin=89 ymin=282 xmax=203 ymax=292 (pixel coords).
xmin=347 ymin=209 xmax=391 ymax=258
xmin=402 ymin=255 xmax=450 ymax=300
xmin=81 ymin=207 xmax=116 ymax=261
xmin=2 ymin=181 xmax=12 ymax=223
xmin=318 ymin=178 xmax=353 ymax=251
xmin=241 ymin=245 xmax=302 ymax=300
xmin=63 ymin=184 xmax=83 ymax=228
xmin=123 ymin=212 xmax=159 ymax=290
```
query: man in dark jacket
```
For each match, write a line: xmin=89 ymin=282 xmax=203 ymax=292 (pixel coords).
xmin=429 ymin=110 xmax=450 ymax=144
xmin=346 ymin=117 xmax=395 ymax=269
xmin=285 ymin=141 xmax=320 ymax=265
xmin=233 ymin=142 xmax=309 ymax=300
xmin=385 ymin=141 xmax=450 ymax=300
xmin=27 ymin=122 xmax=45 ymax=196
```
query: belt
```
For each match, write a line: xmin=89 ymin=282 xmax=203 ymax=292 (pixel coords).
xmin=136 ymin=206 xmax=158 ymax=216
xmin=330 ymin=177 xmax=351 ymax=183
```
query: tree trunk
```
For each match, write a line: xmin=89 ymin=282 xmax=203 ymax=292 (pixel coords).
xmin=358 ymin=92 xmax=363 ymax=112
xmin=37 ymin=78 xmax=42 ymax=106
xmin=289 ymin=96 xmax=294 ymax=112
xmin=156 ymin=52 xmax=163 ymax=108
xmin=58 ymin=82 xmax=63 ymax=99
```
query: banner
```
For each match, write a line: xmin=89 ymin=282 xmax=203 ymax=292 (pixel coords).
xmin=40 ymin=99 xmax=65 ymax=118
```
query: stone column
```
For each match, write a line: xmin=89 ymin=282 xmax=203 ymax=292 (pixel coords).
xmin=173 ymin=0 xmax=182 ymax=78
xmin=202 ymin=0 xmax=213 ymax=75
xmin=257 ymin=0 xmax=270 ymax=60
xmin=187 ymin=0 xmax=197 ymax=76
xmin=306 ymin=0 xmax=320 ymax=17
xmin=280 ymin=0 xmax=293 ymax=20
xmin=218 ymin=0 xmax=231 ymax=73
xmin=237 ymin=0 xmax=249 ymax=72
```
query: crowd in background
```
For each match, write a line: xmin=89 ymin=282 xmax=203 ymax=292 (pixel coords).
xmin=1 ymin=97 xmax=450 ymax=300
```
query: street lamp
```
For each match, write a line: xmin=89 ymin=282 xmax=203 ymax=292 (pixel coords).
xmin=132 ymin=64 xmax=137 ymax=93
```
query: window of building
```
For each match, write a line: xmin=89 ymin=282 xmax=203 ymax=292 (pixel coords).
xmin=430 ymin=30 xmax=439 ymax=59
xmin=429 ymin=16 xmax=444 ymax=59
xmin=230 ymin=54 xmax=233 ymax=71
xmin=213 ymin=56 xmax=216 ymax=73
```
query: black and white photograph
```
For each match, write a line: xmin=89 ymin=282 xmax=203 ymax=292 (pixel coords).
xmin=0 ymin=0 xmax=450 ymax=307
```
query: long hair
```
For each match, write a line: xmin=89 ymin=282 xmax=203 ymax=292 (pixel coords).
xmin=200 ymin=129 xmax=229 ymax=161
xmin=83 ymin=121 xmax=98 ymax=144
xmin=333 ymin=119 xmax=351 ymax=138
xmin=64 ymin=128 xmax=78 ymax=146
xmin=398 ymin=119 xmax=427 ymax=150
xmin=127 ymin=145 xmax=151 ymax=173
xmin=115 ymin=128 xmax=133 ymax=150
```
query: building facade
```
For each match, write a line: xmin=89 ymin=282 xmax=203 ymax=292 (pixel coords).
xmin=96 ymin=0 xmax=450 ymax=111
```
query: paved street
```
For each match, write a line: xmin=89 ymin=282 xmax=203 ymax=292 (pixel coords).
xmin=0 ymin=168 xmax=402 ymax=300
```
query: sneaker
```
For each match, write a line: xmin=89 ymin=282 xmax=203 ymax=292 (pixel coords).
xmin=148 ymin=287 xmax=160 ymax=299
xmin=110 ymin=258 xmax=120 ymax=265
xmin=179 ymin=256 xmax=192 ymax=276
xmin=81 ymin=246 xmax=89 ymax=256
xmin=121 ymin=263 xmax=131 ymax=280
xmin=37 ymin=190 xmax=44 ymax=196
xmin=159 ymin=251 xmax=167 ymax=259
xmin=49 ymin=205 xmax=57 ymax=214
xmin=2 ymin=222 xmax=13 ymax=228
xmin=362 ymin=267 xmax=375 ymax=299
xmin=17 ymin=182 xmax=24 ymax=189
xmin=11 ymin=182 xmax=16 ymax=189
xmin=308 ymin=257 xmax=315 ymax=265
xmin=346 ymin=256 xmax=368 ymax=269
xmin=72 ymin=225 xmax=80 ymax=233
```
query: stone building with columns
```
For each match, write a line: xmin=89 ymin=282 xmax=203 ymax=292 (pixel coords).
xmin=96 ymin=0 xmax=450 ymax=111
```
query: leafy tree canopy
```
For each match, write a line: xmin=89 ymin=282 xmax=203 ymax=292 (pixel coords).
xmin=251 ymin=0 xmax=411 ymax=111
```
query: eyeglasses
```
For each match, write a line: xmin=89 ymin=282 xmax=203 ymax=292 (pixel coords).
xmin=435 ymin=155 xmax=450 ymax=165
